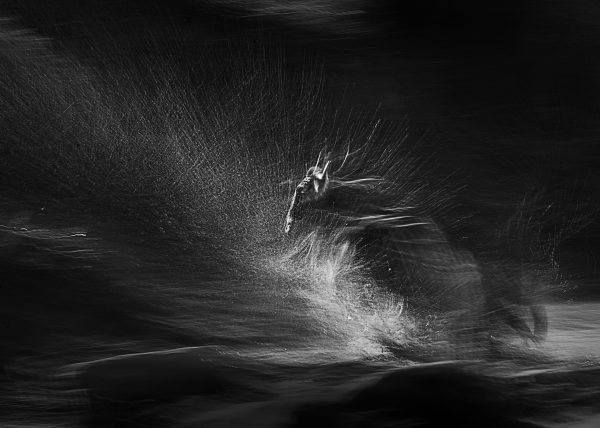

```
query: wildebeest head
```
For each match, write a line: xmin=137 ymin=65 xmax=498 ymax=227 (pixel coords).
xmin=284 ymin=151 xmax=335 ymax=234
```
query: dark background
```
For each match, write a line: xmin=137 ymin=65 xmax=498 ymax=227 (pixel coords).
xmin=3 ymin=0 xmax=599 ymax=296
xmin=2 ymin=3 xmax=600 ymax=426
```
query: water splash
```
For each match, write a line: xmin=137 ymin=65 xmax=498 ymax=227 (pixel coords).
xmin=268 ymin=227 xmax=418 ymax=358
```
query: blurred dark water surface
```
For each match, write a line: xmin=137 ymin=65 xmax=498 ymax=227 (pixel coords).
xmin=1 ymin=1 xmax=600 ymax=427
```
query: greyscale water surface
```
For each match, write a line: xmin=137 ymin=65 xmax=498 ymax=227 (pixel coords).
xmin=1 ymin=1 xmax=600 ymax=427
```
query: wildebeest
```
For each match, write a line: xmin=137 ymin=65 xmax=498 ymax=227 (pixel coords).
xmin=284 ymin=150 xmax=547 ymax=345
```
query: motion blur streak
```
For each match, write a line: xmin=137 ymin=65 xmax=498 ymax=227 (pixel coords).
xmin=0 ymin=2 xmax=599 ymax=427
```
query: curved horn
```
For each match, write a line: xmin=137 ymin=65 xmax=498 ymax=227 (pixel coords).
xmin=335 ymin=145 xmax=351 ymax=174
xmin=331 ymin=145 xmax=363 ymax=175
xmin=314 ymin=150 xmax=323 ymax=170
